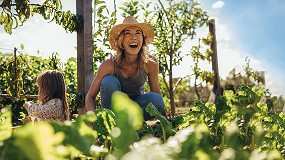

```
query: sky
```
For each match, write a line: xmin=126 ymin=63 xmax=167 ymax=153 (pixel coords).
xmin=0 ymin=0 xmax=285 ymax=97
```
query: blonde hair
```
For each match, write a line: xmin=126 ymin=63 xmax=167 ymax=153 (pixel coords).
xmin=113 ymin=30 xmax=150 ymax=67
xmin=37 ymin=70 xmax=70 ymax=120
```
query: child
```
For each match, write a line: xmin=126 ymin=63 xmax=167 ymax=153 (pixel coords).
xmin=24 ymin=70 xmax=70 ymax=122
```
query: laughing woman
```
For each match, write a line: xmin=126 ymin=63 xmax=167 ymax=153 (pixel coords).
xmin=85 ymin=16 xmax=166 ymax=121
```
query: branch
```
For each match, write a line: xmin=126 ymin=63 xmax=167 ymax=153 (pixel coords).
xmin=113 ymin=0 xmax=117 ymax=18
xmin=2 ymin=3 xmax=39 ymax=8
xmin=157 ymin=0 xmax=171 ymax=28
xmin=0 ymin=3 xmax=60 ymax=12
xmin=158 ymin=0 xmax=175 ymax=53
xmin=173 ymin=75 xmax=190 ymax=92
xmin=156 ymin=10 xmax=170 ymax=55
xmin=0 ymin=94 xmax=38 ymax=99
xmin=173 ymin=33 xmax=183 ymax=54
xmin=161 ymin=72 xmax=170 ymax=93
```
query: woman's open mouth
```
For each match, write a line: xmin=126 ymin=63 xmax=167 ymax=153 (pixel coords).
xmin=129 ymin=43 xmax=138 ymax=48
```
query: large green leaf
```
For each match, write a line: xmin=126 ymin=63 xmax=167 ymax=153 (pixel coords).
xmin=50 ymin=121 xmax=93 ymax=156
xmin=94 ymin=108 xmax=116 ymax=137
xmin=112 ymin=91 xmax=143 ymax=129
xmin=146 ymin=102 xmax=175 ymax=141
xmin=110 ymin=91 xmax=143 ymax=158
xmin=13 ymin=122 xmax=65 ymax=160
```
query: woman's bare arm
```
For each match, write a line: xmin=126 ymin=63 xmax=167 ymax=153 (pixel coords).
xmin=85 ymin=59 xmax=114 ymax=112
xmin=146 ymin=56 xmax=161 ymax=94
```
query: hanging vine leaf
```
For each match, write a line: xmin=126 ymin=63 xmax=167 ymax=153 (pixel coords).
xmin=0 ymin=0 xmax=83 ymax=34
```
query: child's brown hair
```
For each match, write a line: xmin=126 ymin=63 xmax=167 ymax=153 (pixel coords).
xmin=37 ymin=70 xmax=70 ymax=120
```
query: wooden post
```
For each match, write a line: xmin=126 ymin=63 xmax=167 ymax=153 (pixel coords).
xmin=209 ymin=19 xmax=221 ymax=102
xmin=76 ymin=0 xmax=94 ymax=114
xmin=0 ymin=94 xmax=38 ymax=99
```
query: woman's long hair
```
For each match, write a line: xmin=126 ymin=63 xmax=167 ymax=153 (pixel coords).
xmin=113 ymin=30 xmax=150 ymax=68
xmin=37 ymin=70 xmax=70 ymax=120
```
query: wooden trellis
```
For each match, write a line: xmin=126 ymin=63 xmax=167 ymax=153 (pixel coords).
xmin=76 ymin=0 xmax=93 ymax=113
xmin=208 ymin=19 xmax=222 ymax=103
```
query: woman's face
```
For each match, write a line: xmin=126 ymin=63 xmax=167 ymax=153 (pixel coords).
xmin=122 ymin=26 xmax=144 ymax=55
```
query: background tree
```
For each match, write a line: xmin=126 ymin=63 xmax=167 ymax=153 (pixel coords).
xmin=153 ymin=0 xmax=209 ymax=116
xmin=271 ymin=96 xmax=285 ymax=113
xmin=189 ymin=35 xmax=215 ymax=101
xmin=221 ymin=57 xmax=265 ymax=94
xmin=243 ymin=57 xmax=265 ymax=86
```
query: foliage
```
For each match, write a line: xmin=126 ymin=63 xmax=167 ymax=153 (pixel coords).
xmin=1 ymin=89 xmax=284 ymax=159
xmin=109 ymin=92 xmax=143 ymax=158
xmin=222 ymin=57 xmax=265 ymax=94
xmin=92 ymin=0 xmax=116 ymax=71
xmin=220 ymin=57 xmax=285 ymax=114
xmin=244 ymin=57 xmax=265 ymax=85
xmin=0 ymin=0 xmax=82 ymax=34
xmin=0 ymin=107 xmax=12 ymax=142
xmin=189 ymin=34 xmax=215 ymax=100
xmin=146 ymin=102 xmax=175 ymax=142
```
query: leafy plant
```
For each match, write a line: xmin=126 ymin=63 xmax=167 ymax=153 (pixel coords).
xmin=0 ymin=89 xmax=285 ymax=159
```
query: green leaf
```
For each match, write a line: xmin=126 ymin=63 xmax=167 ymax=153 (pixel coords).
xmin=50 ymin=122 xmax=93 ymax=156
xmin=112 ymin=91 xmax=143 ymax=129
xmin=111 ymin=91 xmax=143 ymax=158
xmin=13 ymin=122 xmax=65 ymax=160
xmin=0 ymin=108 xmax=12 ymax=142
xmin=20 ymin=44 xmax=24 ymax=50
xmin=94 ymin=108 xmax=116 ymax=136
xmin=72 ymin=112 xmax=98 ymax=142
xmin=146 ymin=102 xmax=175 ymax=139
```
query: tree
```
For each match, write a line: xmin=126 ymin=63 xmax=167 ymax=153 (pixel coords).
xmin=0 ymin=0 xmax=82 ymax=34
xmin=189 ymin=35 xmax=214 ymax=101
xmin=221 ymin=57 xmax=265 ymax=94
xmin=152 ymin=0 xmax=209 ymax=116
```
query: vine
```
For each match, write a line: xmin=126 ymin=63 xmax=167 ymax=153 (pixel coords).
xmin=0 ymin=0 xmax=83 ymax=34
xmin=6 ymin=48 xmax=22 ymax=102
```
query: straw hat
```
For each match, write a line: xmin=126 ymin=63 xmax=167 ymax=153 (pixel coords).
xmin=109 ymin=16 xmax=154 ymax=51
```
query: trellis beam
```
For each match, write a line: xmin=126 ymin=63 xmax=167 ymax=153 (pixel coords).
xmin=76 ymin=0 xmax=93 ymax=113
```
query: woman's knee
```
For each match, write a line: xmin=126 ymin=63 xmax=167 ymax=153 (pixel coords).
xmin=100 ymin=75 xmax=120 ymax=91
xmin=150 ymin=92 xmax=165 ymax=112
xmin=100 ymin=75 xmax=120 ymax=109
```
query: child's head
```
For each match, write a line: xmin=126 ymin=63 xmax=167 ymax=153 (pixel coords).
xmin=37 ymin=70 xmax=69 ymax=120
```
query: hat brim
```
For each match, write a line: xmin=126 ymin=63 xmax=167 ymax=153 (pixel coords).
xmin=109 ymin=23 xmax=154 ymax=51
